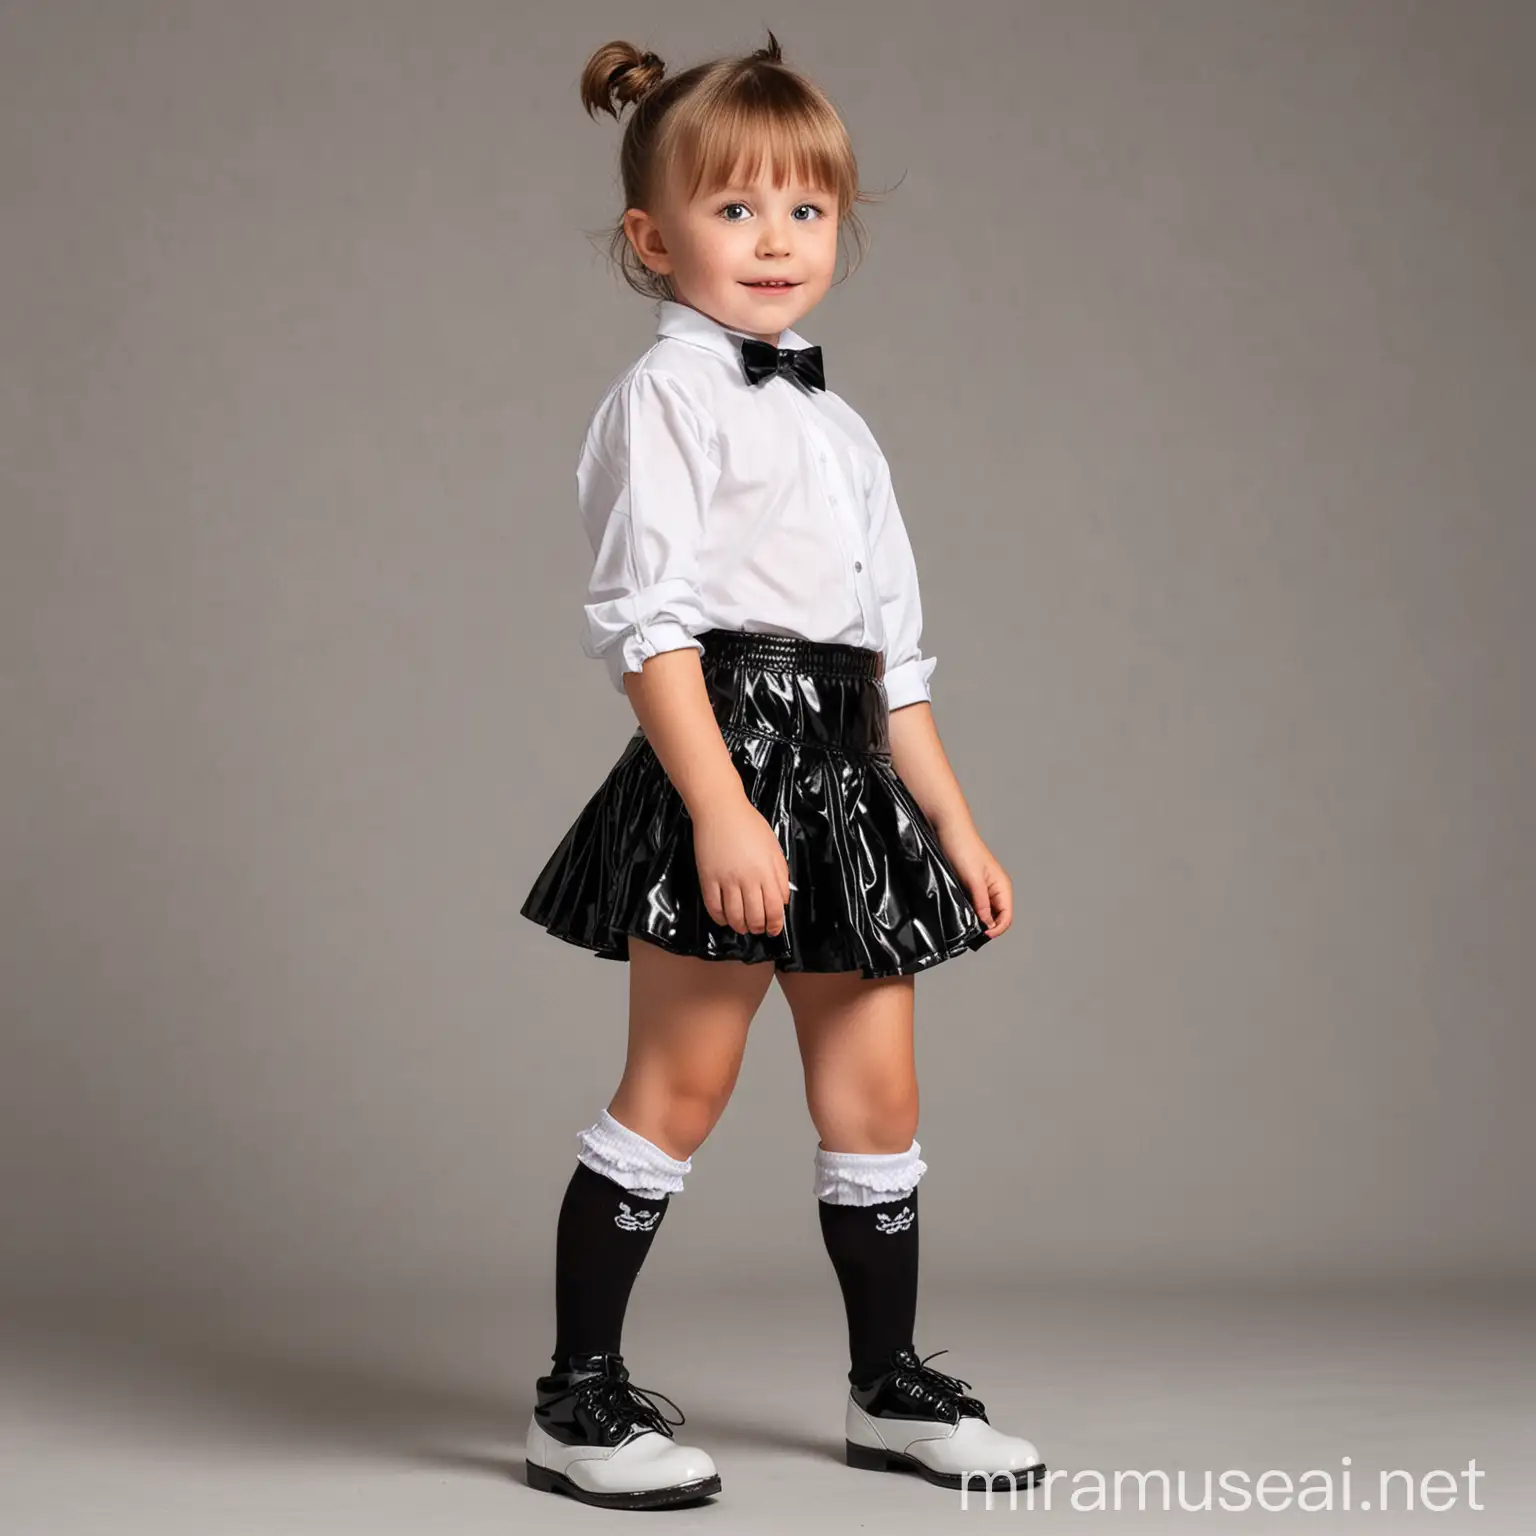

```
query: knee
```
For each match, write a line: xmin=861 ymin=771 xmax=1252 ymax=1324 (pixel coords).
xmin=614 ymin=1080 xmax=733 ymax=1161
xmin=810 ymin=1075 xmax=919 ymax=1153
xmin=650 ymin=1095 xmax=723 ymax=1161
xmin=858 ymin=1089 xmax=920 ymax=1152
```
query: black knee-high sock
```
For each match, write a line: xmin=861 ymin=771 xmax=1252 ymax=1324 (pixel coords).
xmin=551 ymin=1160 xmax=670 ymax=1368
xmin=817 ymin=1185 xmax=920 ymax=1385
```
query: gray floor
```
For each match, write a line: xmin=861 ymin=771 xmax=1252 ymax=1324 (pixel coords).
xmin=4 ymin=1281 xmax=1531 ymax=1533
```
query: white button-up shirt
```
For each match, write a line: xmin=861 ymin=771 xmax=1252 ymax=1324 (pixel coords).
xmin=575 ymin=298 xmax=938 ymax=710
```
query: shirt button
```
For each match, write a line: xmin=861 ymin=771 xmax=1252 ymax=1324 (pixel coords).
xmin=854 ymin=560 xmax=863 ymax=572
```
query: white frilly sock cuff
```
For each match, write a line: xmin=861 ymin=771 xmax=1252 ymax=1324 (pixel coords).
xmin=814 ymin=1139 xmax=927 ymax=1206
xmin=575 ymin=1108 xmax=692 ymax=1201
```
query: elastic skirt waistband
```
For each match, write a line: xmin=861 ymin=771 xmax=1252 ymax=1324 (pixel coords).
xmin=698 ymin=627 xmax=884 ymax=681
xmin=691 ymin=627 xmax=890 ymax=758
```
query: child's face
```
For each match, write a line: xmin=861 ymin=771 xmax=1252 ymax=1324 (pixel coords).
xmin=627 ymin=159 xmax=839 ymax=343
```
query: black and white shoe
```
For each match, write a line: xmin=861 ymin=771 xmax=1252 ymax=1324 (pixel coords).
xmin=844 ymin=1346 xmax=1046 ymax=1491
xmin=524 ymin=1350 xmax=721 ymax=1509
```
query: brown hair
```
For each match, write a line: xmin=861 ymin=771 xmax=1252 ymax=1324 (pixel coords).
xmin=577 ymin=30 xmax=883 ymax=301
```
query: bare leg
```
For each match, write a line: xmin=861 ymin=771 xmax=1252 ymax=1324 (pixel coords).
xmin=777 ymin=968 xmax=918 ymax=1153
xmin=609 ymin=937 xmax=779 ymax=1159
xmin=778 ymin=967 xmax=922 ymax=1385
xmin=547 ymin=937 xmax=778 ymax=1370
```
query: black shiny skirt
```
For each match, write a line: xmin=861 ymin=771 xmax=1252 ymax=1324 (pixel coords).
xmin=518 ymin=628 xmax=992 ymax=978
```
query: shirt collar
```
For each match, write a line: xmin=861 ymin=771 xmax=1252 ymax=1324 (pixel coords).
xmin=655 ymin=298 xmax=813 ymax=369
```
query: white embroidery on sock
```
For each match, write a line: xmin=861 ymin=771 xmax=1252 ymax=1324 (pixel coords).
xmin=874 ymin=1204 xmax=914 ymax=1234
xmin=614 ymin=1200 xmax=660 ymax=1232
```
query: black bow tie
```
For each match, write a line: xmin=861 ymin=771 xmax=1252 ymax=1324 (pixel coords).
xmin=739 ymin=337 xmax=826 ymax=391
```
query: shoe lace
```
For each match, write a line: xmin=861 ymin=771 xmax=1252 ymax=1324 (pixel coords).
xmin=893 ymin=1348 xmax=987 ymax=1419
xmin=545 ymin=1357 xmax=686 ymax=1443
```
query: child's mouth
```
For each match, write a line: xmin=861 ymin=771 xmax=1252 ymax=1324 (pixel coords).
xmin=742 ymin=280 xmax=799 ymax=290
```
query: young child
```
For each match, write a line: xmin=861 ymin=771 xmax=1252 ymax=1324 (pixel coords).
xmin=520 ymin=31 xmax=1045 ymax=1510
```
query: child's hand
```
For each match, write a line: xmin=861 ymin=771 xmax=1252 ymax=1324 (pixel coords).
xmin=937 ymin=824 xmax=1014 ymax=939
xmin=693 ymin=797 xmax=791 ymax=938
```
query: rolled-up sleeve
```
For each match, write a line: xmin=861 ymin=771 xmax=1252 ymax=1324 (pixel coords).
xmin=577 ymin=370 xmax=721 ymax=693
xmin=865 ymin=449 xmax=937 ymax=710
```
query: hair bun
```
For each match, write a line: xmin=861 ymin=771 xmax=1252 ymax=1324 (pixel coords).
xmin=608 ymin=48 xmax=665 ymax=101
xmin=580 ymin=40 xmax=667 ymax=120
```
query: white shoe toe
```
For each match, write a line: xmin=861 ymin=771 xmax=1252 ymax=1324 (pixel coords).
xmin=571 ymin=1429 xmax=718 ymax=1495
xmin=933 ymin=1416 xmax=1043 ymax=1474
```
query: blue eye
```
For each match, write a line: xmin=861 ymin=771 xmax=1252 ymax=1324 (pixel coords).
xmin=718 ymin=202 xmax=829 ymax=222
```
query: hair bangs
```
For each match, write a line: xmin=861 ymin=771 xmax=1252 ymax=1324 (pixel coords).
xmin=669 ymin=79 xmax=858 ymax=217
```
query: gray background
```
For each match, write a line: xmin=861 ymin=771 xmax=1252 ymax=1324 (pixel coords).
xmin=6 ymin=5 xmax=1533 ymax=1528
xmin=4 ymin=0 xmax=1532 ymax=1309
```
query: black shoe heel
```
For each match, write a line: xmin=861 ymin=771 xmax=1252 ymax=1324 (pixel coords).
xmin=525 ymin=1459 xmax=563 ymax=1494
xmin=846 ymin=1439 xmax=901 ymax=1472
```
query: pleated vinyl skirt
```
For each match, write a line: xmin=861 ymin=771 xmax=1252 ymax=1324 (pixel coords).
xmin=519 ymin=628 xmax=993 ymax=979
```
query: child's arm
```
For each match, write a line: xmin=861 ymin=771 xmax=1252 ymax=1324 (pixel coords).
xmin=622 ymin=647 xmax=748 ymax=819
xmin=623 ymin=649 xmax=790 ymax=938
xmin=863 ymin=447 xmax=938 ymax=716
xmin=578 ymin=371 xmax=716 ymax=692
xmin=576 ymin=370 xmax=790 ymax=937
xmin=889 ymin=702 xmax=1012 ymax=939
xmin=867 ymin=450 xmax=1013 ymax=938
xmin=887 ymin=701 xmax=977 ymax=839
xmin=864 ymin=443 xmax=948 ymax=811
